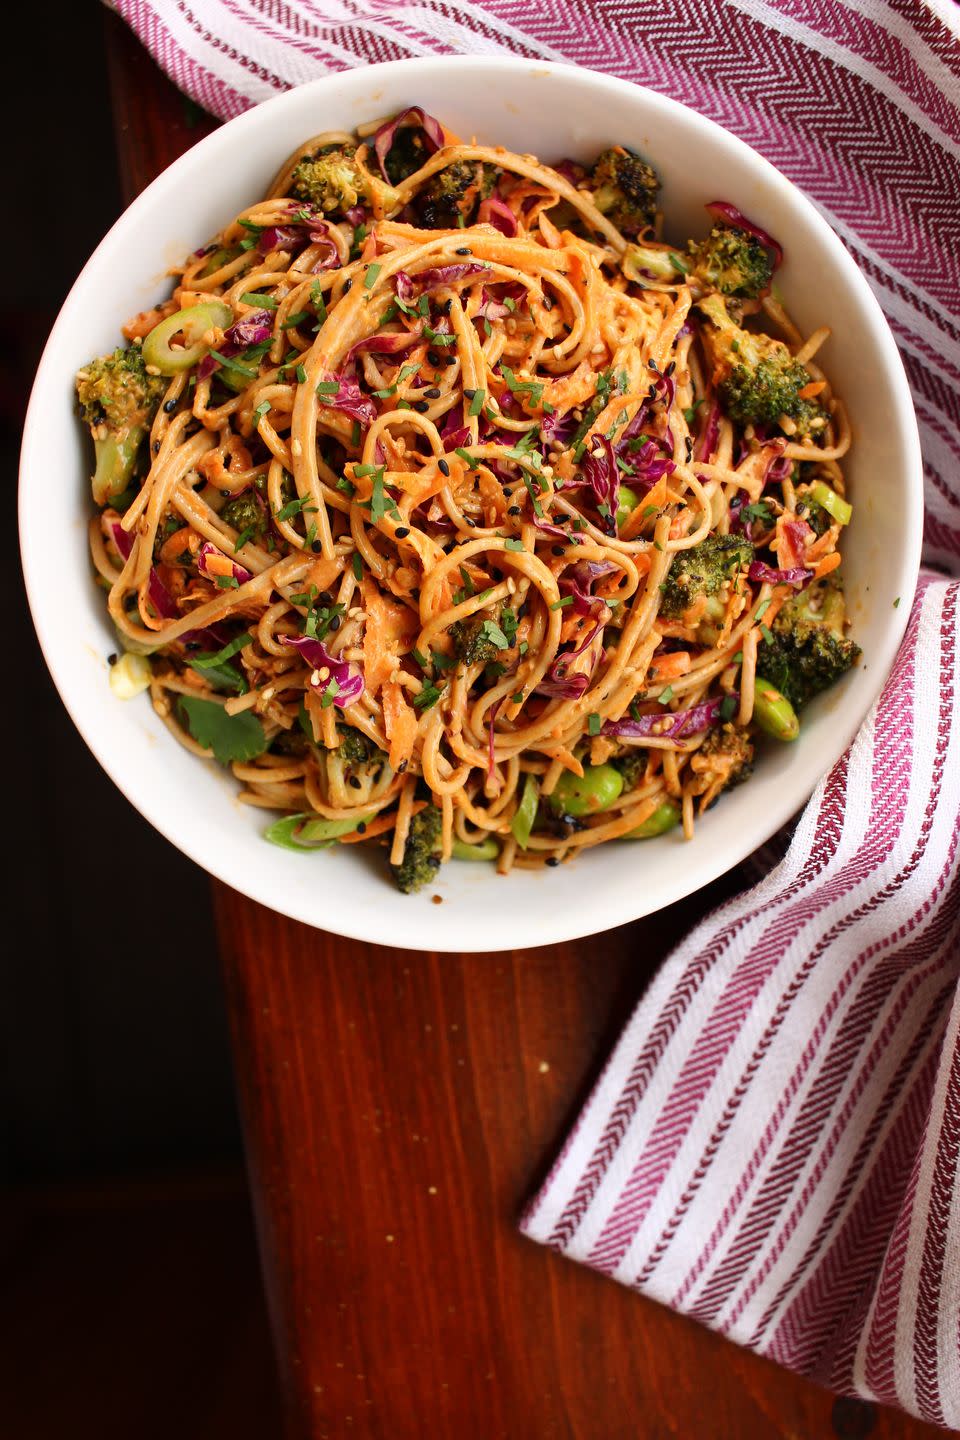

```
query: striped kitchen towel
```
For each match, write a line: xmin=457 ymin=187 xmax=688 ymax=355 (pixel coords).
xmin=112 ymin=0 xmax=960 ymax=1426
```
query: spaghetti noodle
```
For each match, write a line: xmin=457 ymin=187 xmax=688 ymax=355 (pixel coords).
xmin=79 ymin=109 xmax=858 ymax=890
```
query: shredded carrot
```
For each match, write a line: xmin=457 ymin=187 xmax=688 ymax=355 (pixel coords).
xmin=649 ymin=650 xmax=692 ymax=680
xmin=382 ymin=680 xmax=418 ymax=770
xmin=362 ymin=580 xmax=417 ymax=694
xmin=812 ymin=551 xmax=842 ymax=579
xmin=797 ymin=380 xmax=827 ymax=400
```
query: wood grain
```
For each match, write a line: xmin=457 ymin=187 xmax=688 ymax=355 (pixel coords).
xmin=104 ymin=12 xmax=945 ymax=1437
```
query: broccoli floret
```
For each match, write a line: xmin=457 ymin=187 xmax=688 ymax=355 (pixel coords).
xmin=291 ymin=144 xmax=400 ymax=217
xmin=613 ymin=750 xmax=646 ymax=790
xmin=689 ymin=224 xmax=772 ymax=300
xmin=76 ymin=342 xmax=166 ymax=505
xmin=390 ymin=805 xmax=442 ymax=894
xmin=659 ymin=534 xmax=754 ymax=620
xmin=337 ymin=726 xmax=386 ymax=768
xmin=622 ymin=243 xmax=687 ymax=285
xmin=699 ymin=723 xmax=754 ymax=787
xmin=415 ymin=160 xmax=495 ymax=229
xmin=588 ymin=147 xmax=660 ymax=239
xmin=698 ymin=294 xmax=826 ymax=435
xmin=383 ymin=125 xmax=432 ymax=184
xmin=687 ymin=722 xmax=755 ymax=813
xmin=758 ymin=574 xmax=861 ymax=709
xmin=220 ymin=494 xmax=265 ymax=538
xmin=449 ymin=616 xmax=499 ymax=666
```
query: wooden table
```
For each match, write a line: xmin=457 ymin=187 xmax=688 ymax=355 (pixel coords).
xmin=104 ymin=17 xmax=945 ymax=1438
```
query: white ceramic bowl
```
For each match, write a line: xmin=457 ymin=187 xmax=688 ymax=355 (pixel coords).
xmin=20 ymin=57 xmax=922 ymax=953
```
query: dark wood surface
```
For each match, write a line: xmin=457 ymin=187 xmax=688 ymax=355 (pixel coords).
xmin=105 ymin=14 xmax=944 ymax=1437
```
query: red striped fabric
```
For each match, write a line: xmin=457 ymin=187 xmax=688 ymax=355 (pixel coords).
xmin=112 ymin=1 xmax=960 ymax=1424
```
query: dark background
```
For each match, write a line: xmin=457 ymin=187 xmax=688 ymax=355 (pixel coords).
xmin=5 ymin=6 xmax=281 ymax=1433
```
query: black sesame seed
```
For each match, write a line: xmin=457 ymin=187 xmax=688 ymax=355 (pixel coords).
xmin=546 ymin=856 xmax=560 ymax=867
xmin=507 ymin=505 xmax=522 ymax=516
xmin=413 ymin=400 xmax=429 ymax=413
xmin=395 ymin=526 xmax=410 ymax=538
xmin=542 ymin=296 xmax=553 ymax=311
xmin=648 ymin=358 xmax=660 ymax=372
xmin=356 ymin=821 xmax=367 ymax=834
xmin=427 ymin=350 xmax=441 ymax=366
xmin=665 ymin=360 xmax=676 ymax=377
xmin=153 ymin=441 xmax=161 ymax=454
xmin=329 ymin=616 xmax=342 ymax=632
xmin=343 ymin=279 xmax=352 ymax=293
xmin=438 ymin=458 xmax=450 ymax=477
xmin=221 ymin=489 xmax=231 ymax=498
xmin=348 ymin=775 xmax=362 ymax=789
xmin=163 ymin=399 xmax=177 ymax=413
xmin=465 ymin=517 xmax=477 ymax=527
xmin=107 ymin=653 xmax=118 ymax=666
xmin=441 ymin=299 xmax=453 ymax=314
xmin=463 ymin=388 xmax=477 ymax=401
xmin=551 ymin=545 xmax=564 ymax=556
xmin=424 ymin=387 xmax=441 ymax=399
xmin=456 ymin=246 xmax=472 ymax=256
xmin=312 ymin=540 xmax=322 ymax=552
xmin=443 ymin=355 xmax=457 ymax=367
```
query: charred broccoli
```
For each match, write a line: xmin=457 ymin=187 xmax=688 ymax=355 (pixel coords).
xmin=291 ymin=144 xmax=399 ymax=216
xmin=613 ymin=750 xmax=647 ymax=790
xmin=391 ymin=804 xmax=442 ymax=893
xmin=449 ymin=615 xmax=501 ymax=666
xmin=621 ymin=242 xmax=688 ymax=285
xmin=337 ymin=726 xmax=385 ymax=768
xmin=758 ymin=574 xmax=861 ymax=710
xmin=688 ymin=723 xmax=755 ymax=811
xmin=698 ymin=293 xmax=826 ymax=435
xmin=689 ymin=223 xmax=773 ymax=300
xmin=76 ymin=341 xmax=166 ymax=505
xmin=415 ymin=160 xmax=495 ymax=229
xmin=659 ymin=534 xmax=754 ymax=620
xmin=382 ymin=124 xmax=432 ymax=184
xmin=220 ymin=493 xmax=265 ymax=539
xmin=588 ymin=147 xmax=660 ymax=239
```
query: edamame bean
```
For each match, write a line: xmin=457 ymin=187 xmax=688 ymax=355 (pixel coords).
xmin=549 ymin=763 xmax=624 ymax=818
xmin=143 ymin=300 xmax=234 ymax=375
xmin=451 ymin=837 xmax=499 ymax=862
xmin=752 ymin=676 xmax=800 ymax=741
xmin=616 ymin=483 xmax=641 ymax=530
xmin=624 ymin=800 xmax=681 ymax=839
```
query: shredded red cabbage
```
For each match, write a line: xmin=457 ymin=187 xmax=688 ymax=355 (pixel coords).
xmin=477 ymin=197 xmax=518 ymax=236
xmin=280 ymin=636 xmax=364 ymax=707
xmin=412 ymin=262 xmax=490 ymax=292
xmin=532 ymin=515 xmax=570 ymax=541
xmin=536 ymin=669 xmax=591 ymax=700
xmin=695 ymin=402 xmax=721 ymax=462
xmin=224 ymin=310 xmax=274 ymax=349
xmin=198 ymin=542 xmax=252 ymax=586
xmin=748 ymin=561 xmax=814 ymax=588
xmin=345 ymin=328 xmax=422 ymax=366
xmin=780 ymin=516 xmax=815 ymax=568
xmin=108 ymin=519 xmax=134 ymax=562
xmin=373 ymin=106 xmax=445 ymax=181
xmin=603 ymin=694 xmax=735 ymax=741
xmin=540 ymin=408 xmax=578 ymax=447
xmin=345 ymin=205 xmax=367 ymax=227
xmin=705 ymin=202 xmax=783 ymax=269
xmin=579 ymin=435 xmax=620 ymax=534
xmin=394 ymin=271 xmax=415 ymax=303
xmin=553 ymin=159 xmax=586 ymax=186
xmin=147 ymin=568 xmax=179 ymax=620
xmin=316 ymin=373 xmax=377 ymax=428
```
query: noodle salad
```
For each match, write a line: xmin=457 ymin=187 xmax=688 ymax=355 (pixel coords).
xmin=78 ymin=108 xmax=860 ymax=892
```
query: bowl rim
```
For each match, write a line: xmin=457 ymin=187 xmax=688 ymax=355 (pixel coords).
xmin=19 ymin=55 xmax=924 ymax=952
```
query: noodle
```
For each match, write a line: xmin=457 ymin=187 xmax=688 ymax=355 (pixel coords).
xmin=80 ymin=109 xmax=859 ymax=890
